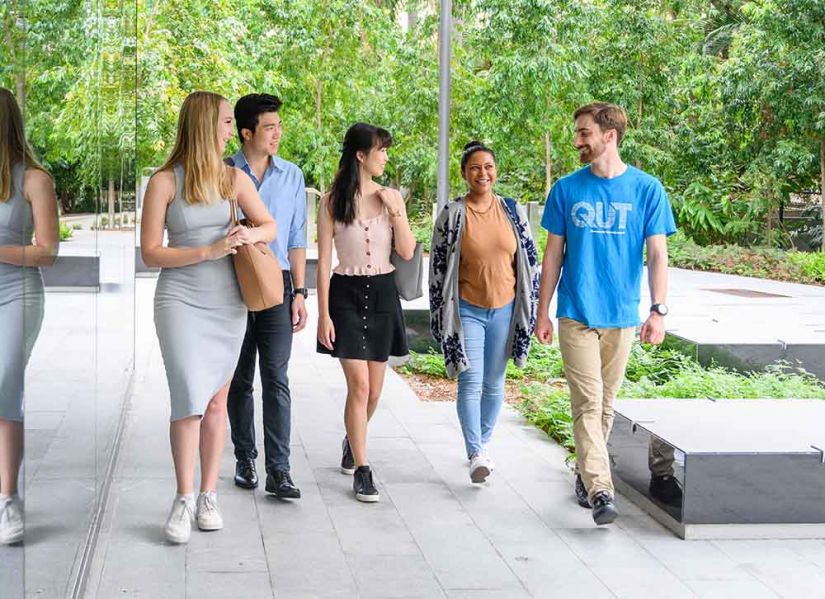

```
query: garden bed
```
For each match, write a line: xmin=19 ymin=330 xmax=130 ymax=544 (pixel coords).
xmin=396 ymin=341 xmax=825 ymax=456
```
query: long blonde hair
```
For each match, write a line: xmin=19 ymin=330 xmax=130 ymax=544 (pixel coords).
xmin=0 ymin=87 xmax=47 ymax=202
xmin=159 ymin=91 xmax=234 ymax=204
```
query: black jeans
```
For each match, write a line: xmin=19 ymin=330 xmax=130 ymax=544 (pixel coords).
xmin=228 ymin=271 xmax=293 ymax=474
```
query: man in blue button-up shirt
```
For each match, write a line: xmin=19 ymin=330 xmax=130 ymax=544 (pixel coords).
xmin=226 ymin=94 xmax=308 ymax=499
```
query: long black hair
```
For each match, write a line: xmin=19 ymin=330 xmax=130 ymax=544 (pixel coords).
xmin=329 ymin=123 xmax=393 ymax=225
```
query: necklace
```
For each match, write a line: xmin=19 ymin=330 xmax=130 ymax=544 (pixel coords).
xmin=465 ymin=193 xmax=496 ymax=215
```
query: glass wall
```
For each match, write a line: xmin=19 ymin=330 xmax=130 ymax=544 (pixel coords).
xmin=0 ymin=1 xmax=135 ymax=596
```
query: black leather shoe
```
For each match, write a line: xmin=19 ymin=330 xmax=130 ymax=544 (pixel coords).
xmin=340 ymin=436 xmax=355 ymax=475
xmin=591 ymin=491 xmax=618 ymax=525
xmin=234 ymin=458 xmax=258 ymax=489
xmin=353 ymin=465 xmax=380 ymax=503
xmin=649 ymin=474 xmax=683 ymax=507
xmin=574 ymin=474 xmax=591 ymax=509
xmin=266 ymin=470 xmax=301 ymax=499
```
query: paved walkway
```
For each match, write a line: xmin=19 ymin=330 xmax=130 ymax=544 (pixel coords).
xmin=80 ymin=278 xmax=825 ymax=598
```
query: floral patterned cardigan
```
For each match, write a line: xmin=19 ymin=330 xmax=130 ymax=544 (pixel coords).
xmin=429 ymin=195 xmax=540 ymax=378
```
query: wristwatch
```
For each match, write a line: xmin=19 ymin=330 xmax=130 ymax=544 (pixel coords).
xmin=650 ymin=303 xmax=669 ymax=316
xmin=293 ymin=287 xmax=308 ymax=299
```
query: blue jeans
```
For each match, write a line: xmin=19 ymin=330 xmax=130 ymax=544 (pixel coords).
xmin=456 ymin=299 xmax=514 ymax=459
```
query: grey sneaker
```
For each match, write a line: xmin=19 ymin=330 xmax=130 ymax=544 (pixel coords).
xmin=164 ymin=496 xmax=195 ymax=543
xmin=196 ymin=491 xmax=223 ymax=531
xmin=0 ymin=495 xmax=23 ymax=545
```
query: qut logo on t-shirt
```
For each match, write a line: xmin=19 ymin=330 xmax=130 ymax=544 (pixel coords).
xmin=570 ymin=201 xmax=633 ymax=234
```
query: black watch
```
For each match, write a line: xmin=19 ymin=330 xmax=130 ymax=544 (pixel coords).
xmin=650 ymin=303 xmax=669 ymax=316
xmin=292 ymin=287 xmax=308 ymax=298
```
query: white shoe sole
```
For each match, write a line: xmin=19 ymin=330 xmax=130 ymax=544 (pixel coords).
xmin=470 ymin=465 xmax=491 ymax=483
xmin=340 ymin=466 xmax=355 ymax=475
xmin=355 ymin=492 xmax=380 ymax=503
xmin=0 ymin=526 xmax=23 ymax=545
xmin=164 ymin=528 xmax=190 ymax=544
xmin=197 ymin=520 xmax=223 ymax=531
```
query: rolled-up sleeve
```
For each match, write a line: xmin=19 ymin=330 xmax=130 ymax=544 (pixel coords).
xmin=288 ymin=170 xmax=307 ymax=250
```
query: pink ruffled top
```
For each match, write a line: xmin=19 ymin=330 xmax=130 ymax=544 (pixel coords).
xmin=332 ymin=209 xmax=396 ymax=276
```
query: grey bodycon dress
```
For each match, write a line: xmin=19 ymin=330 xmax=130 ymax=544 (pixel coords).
xmin=154 ymin=164 xmax=246 ymax=421
xmin=0 ymin=163 xmax=45 ymax=421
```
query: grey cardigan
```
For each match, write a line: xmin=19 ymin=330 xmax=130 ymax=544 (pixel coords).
xmin=429 ymin=196 xmax=540 ymax=378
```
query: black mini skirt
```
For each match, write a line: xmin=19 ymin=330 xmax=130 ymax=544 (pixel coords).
xmin=316 ymin=272 xmax=409 ymax=362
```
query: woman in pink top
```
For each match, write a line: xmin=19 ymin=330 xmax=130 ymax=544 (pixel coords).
xmin=316 ymin=123 xmax=415 ymax=503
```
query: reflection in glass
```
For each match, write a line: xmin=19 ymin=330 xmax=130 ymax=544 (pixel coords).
xmin=0 ymin=88 xmax=57 ymax=543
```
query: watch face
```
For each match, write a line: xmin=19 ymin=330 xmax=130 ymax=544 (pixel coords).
xmin=656 ymin=304 xmax=668 ymax=316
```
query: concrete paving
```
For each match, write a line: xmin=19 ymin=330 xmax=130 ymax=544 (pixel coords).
xmin=83 ymin=278 xmax=825 ymax=598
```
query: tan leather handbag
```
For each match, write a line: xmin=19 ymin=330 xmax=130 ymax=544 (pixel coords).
xmin=228 ymin=198 xmax=283 ymax=311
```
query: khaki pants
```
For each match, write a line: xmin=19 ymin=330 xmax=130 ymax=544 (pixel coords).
xmin=649 ymin=438 xmax=676 ymax=477
xmin=558 ymin=318 xmax=634 ymax=500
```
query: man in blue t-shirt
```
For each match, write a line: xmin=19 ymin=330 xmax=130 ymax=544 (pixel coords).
xmin=536 ymin=102 xmax=677 ymax=526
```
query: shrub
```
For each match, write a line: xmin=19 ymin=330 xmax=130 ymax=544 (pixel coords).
xmin=59 ymin=221 xmax=74 ymax=241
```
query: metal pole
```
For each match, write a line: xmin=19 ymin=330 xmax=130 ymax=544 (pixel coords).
xmin=437 ymin=0 xmax=452 ymax=212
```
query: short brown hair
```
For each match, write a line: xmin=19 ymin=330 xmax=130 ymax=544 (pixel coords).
xmin=573 ymin=102 xmax=627 ymax=145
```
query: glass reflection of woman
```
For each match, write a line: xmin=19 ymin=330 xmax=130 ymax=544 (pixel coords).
xmin=0 ymin=87 xmax=59 ymax=545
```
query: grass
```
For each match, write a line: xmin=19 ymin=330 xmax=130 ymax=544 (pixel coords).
xmin=399 ymin=340 xmax=825 ymax=454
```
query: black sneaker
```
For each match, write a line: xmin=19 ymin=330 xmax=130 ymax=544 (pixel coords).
xmin=574 ymin=474 xmax=590 ymax=509
xmin=591 ymin=491 xmax=618 ymax=525
xmin=649 ymin=474 xmax=683 ymax=507
xmin=265 ymin=470 xmax=301 ymax=499
xmin=340 ymin=437 xmax=355 ymax=475
xmin=234 ymin=458 xmax=258 ymax=489
xmin=353 ymin=466 xmax=380 ymax=503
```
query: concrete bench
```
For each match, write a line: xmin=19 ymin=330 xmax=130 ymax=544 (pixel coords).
xmin=610 ymin=398 xmax=825 ymax=539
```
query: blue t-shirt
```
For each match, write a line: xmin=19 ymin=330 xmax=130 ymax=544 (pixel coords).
xmin=541 ymin=165 xmax=677 ymax=328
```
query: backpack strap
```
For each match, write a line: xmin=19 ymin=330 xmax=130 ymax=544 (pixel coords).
xmin=224 ymin=156 xmax=235 ymax=167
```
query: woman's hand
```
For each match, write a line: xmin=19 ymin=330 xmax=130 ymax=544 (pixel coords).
xmin=228 ymin=224 xmax=257 ymax=245
xmin=376 ymin=187 xmax=405 ymax=216
xmin=206 ymin=231 xmax=244 ymax=261
xmin=317 ymin=314 xmax=336 ymax=350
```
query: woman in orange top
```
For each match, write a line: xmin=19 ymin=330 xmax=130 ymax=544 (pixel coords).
xmin=429 ymin=141 xmax=539 ymax=484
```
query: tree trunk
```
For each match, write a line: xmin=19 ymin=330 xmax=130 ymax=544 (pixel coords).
xmin=820 ymin=138 xmax=825 ymax=252
xmin=635 ymin=95 xmax=643 ymax=169
xmin=544 ymin=132 xmax=552 ymax=198
xmin=315 ymin=81 xmax=324 ymax=194
xmin=15 ymin=71 xmax=25 ymax=111
xmin=108 ymin=177 xmax=115 ymax=230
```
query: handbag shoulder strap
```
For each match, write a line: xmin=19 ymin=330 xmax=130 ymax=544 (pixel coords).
xmin=225 ymin=157 xmax=240 ymax=227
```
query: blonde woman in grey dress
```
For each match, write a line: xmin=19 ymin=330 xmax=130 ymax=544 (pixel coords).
xmin=141 ymin=91 xmax=276 ymax=544
xmin=0 ymin=88 xmax=58 ymax=545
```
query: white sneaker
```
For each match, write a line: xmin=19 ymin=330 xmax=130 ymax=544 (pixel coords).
xmin=469 ymin=453 xmax=492 ymax=483
xmin=481 ymin=447 xmax=495 ymax=472
xmin=164 ymin=496 xmax=195 ymax=544
xmin=196 ymin=491 xmax=223 ymax=531
xmin=0 ymin=495 xmax=23 ymax=545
